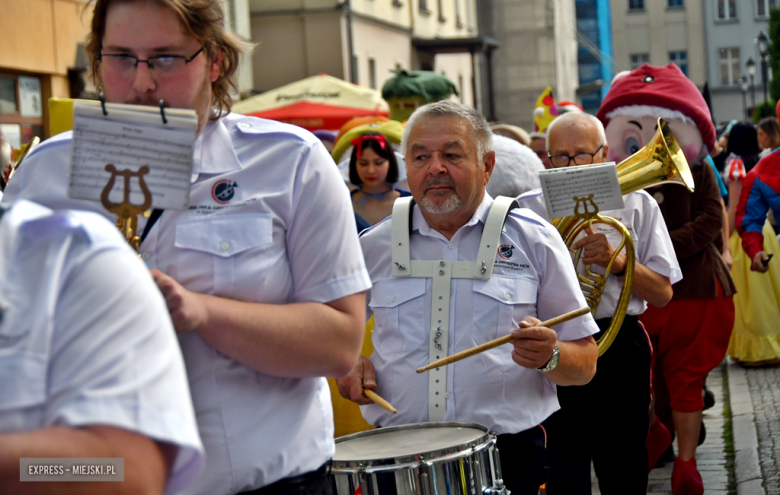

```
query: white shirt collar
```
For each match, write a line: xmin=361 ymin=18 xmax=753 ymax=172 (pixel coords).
xmin=191 ymin=117 xmax=243 ymax=181
xmin=411 ymin=192 xmax=494 ymax=239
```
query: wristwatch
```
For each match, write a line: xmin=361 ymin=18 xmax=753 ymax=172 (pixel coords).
xmin=537 ymin=343 xmax=560 ymax=373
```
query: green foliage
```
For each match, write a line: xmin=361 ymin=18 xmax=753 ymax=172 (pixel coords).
xmin=752 ymin=99 xmax=776 ymax=123
xmin=769 ymin=7 xmax=780 ymax=102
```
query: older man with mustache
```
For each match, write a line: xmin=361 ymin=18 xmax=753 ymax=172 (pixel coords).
xmin=337 ymin=100 xmax=600 ymax=495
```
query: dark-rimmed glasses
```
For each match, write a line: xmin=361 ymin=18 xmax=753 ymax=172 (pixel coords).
xmin=548 ymin=145 xmax=604 ymax=168
xmin=98 ymin=48 xmax=204 ymax=76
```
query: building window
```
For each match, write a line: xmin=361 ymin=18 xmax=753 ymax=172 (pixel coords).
xmin=719 ymin=48 xmax=740 ymax=85
xmin=419 ymin=0 xmax=430 ymax=14
xmin=352 ymin=55 xmax=359 ymax=84
xmin=669 ymin=51 xmax=688 ymax=75
xmin=716 ymin=0 xmax=737 ymax=20
xmin=458 ymin=74 xmax=464 ymax=103
xmin=0 ymin=73 xmax=44 ymax=148
xmin=668 ymin=0 xmax=684 ymax=7
xmin=757 ymin=0 xmax=777 ymax=18
xmin=629 ymin=0 xmax=645 ymax=11
xmin=630 ymin=53 xmax=649 ymax=69
xmin=437 ymin=0 xmax=446 ymax=21
xmin=368 ymin=58 xmax=377 ymax=90
xmin=455 ymin=0 xmax=463 ymax=27
xmin=465 ymin=0 xmax=474 ymax=29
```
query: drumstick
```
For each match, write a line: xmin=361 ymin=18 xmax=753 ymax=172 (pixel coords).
xmin=416 ymin=307 xmax=591 ymax=373
xmin=364 ymin=389 xmax=397 ymax=414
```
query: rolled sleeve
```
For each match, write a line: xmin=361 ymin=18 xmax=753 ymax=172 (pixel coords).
xmin=287 ymin=141 xmax=372 ymax=303
xmin=534 ymin=222 xmax=599 ymax=341
xmin=46 ymin=249 xmax=204 ymax=493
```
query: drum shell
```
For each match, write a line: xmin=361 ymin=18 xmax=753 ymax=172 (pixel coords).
xmin=330 ymin=422 xmax=506 ymax=495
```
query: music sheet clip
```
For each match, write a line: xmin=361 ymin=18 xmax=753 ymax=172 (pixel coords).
xmin=538 ymin=162 xmax=624 ymax=220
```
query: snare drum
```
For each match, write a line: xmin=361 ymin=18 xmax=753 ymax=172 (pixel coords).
xmin=330 ymin=421 xmax=509 ymax=495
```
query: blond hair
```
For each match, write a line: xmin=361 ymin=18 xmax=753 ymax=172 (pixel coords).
xmin=85 ymin=0 xmax=253 ymax=117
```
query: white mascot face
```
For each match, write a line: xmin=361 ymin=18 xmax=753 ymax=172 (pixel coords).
xmin=605 ymin=114 xmax=704 ymax=165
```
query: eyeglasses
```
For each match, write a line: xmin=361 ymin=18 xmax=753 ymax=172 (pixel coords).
xmin=548 ymin=145 xmax=604 ymax=168
xmin=98 ymin=48 xmax=204 ymax=76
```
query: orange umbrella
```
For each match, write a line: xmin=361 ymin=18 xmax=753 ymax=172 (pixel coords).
xmin=232 ymin=74 xmax=389 ymax=131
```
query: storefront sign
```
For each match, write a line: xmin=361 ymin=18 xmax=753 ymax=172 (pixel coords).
xmin=19 ymin=76 xmax=42 ymax=118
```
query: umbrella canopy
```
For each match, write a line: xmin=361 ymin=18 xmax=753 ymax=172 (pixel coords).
xmin=232 ymin=74 xmax=389 ymax=131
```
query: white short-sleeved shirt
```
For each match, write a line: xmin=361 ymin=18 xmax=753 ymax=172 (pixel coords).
xmin=358 ymin=194 xmax=599 ymax=434
xmin=3 ymin=114 xmax=372 ymax=494
xmin=0 ymin=200 xmax=203 ymax=494
xmin=516 ymin=189 xmax=682 ymax=319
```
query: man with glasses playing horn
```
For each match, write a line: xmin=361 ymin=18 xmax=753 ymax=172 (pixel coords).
xmin=337 ymin=100 xmax=600 ymax=495
xmin=517 ymin=112 xmax=680 ymax=495
xmin=2 ymin=1 xmax=370 ymax=494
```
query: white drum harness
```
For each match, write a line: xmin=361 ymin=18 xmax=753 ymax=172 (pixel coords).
xmin=389 ymin=196 xmax=519 ymax=421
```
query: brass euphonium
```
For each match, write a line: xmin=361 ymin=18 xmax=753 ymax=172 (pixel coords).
xmin=552 ymin=118 xmax=694 ymax=356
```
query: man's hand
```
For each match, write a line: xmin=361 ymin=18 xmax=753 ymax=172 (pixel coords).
xmin=751 ymin=251 xmax=771 ymax=273
xmin=571 ymin=227 xmax=627 ymax=274
xmin=150 ymin=269 xmax=207 ymax=333
xmin=336 ymin=355 xmax=377 ymax=405
xmin=510 ymin=317 xmax=557 ymax=369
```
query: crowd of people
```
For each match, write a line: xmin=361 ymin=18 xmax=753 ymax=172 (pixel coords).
xmin=1 ymin=1 xmax=779 ymax=495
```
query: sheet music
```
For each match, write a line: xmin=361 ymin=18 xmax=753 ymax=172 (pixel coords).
xmin=68 ymin=101 xmax=197 ymax=210
xmin=538 ymin=162 xmax=624 ymax=219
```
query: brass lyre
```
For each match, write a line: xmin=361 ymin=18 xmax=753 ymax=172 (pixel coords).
xmin=100 ymin=164 xmax=153 ymax=252
xmin=552 ymin=118 xmax=694 ymax=356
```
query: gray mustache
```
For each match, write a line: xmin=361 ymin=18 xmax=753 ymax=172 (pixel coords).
xmin=424 ymin=178 xmax=455 ymax=189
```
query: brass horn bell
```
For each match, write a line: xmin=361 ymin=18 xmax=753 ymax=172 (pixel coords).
xmin=552 ymin=118 xmax=694 ymax=356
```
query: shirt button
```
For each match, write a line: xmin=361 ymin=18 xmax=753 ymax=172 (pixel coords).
xmin=504 ymin=294 xmax=511 ymax=300
xmin=389 ymin=296 xmax=396 ymax=302
xmin=239 ymin=122 xmax=251 ymax=129
xmin=448 ymin=244 xmax=454 ymax=249
xmin=445 ymin=392 xmax=451 ymax=398
xmin=140 ymin=252 xmax=150 ymax=260
xmin=221 ymin=242 xmax=230 ymax=251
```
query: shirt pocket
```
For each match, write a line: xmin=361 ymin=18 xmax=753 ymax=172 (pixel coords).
xmin=174 ymin=213 xmax=274 ymax=295
xmin=472 ymin=276 xmax=538 ymax=346
xmin=369 ymin=278 xmax=427 ymax=354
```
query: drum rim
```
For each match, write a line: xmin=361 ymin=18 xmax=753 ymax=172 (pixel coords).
xmin=332 ymin=421 xmax=492 ymax=466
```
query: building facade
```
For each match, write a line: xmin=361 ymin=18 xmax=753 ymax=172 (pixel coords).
xmin=703 ymin=0 xmax=775 ymax=124
xmin=611 ymin=0 xmax=706 ymax=86
xmin=249 ymin=0 xmax=488 ymax=114
xmin=478 ymin=0 xmax=578 ymax=131
xmin=0 ymin=0 xmax=93 ymax=147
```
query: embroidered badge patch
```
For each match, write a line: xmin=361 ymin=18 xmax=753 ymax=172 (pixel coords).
xmin=498 ymin=244 xmax=514 ymax=260
xmin=211 ymin=179 xmax=238 ymax=204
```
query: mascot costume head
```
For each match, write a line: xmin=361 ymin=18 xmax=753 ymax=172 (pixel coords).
xmin=597 ymin=64 xmax=715 ymax=168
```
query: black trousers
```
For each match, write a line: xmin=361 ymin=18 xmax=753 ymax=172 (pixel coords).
xmin=496 ymin=425 xmax=548 ymax=495
xmin=543 ymin=315 xmax=651 ymax=495
xmin=241 ymin=463 xmax=333 ymax=495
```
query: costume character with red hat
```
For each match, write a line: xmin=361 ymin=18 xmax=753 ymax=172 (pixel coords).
xmin=598 ymin=63 xmax=736 ymax=495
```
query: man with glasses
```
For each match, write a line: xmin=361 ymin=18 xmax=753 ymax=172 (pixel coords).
xmin=517 ymin=112 xmax=680 ymax=495
xmin=2 ymin=1 xmax=370 ymax=494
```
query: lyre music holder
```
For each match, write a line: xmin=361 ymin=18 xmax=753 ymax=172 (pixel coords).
xmin=100 ymin=164 xmax=153 ymax=252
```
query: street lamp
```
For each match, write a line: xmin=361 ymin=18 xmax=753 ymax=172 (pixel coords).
xmin=740 ymin=75 xmax=750 ymax=120
xmin=757 ymin=31 xmax=769 ymax=104
xmin=747 ymin=57 xmax=757 ymax=109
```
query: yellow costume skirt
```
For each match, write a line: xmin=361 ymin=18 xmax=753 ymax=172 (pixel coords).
xmin=328 ymin=318 xmax=376 ymax=438
xmin=727 ymin=222 xmax=780 ymax=363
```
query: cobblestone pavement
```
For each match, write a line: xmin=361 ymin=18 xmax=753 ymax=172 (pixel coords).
xmin=744 ymin=363 xmax=780 ymax=495
xmin=590 ymin=365 xmax=732 ymax=495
